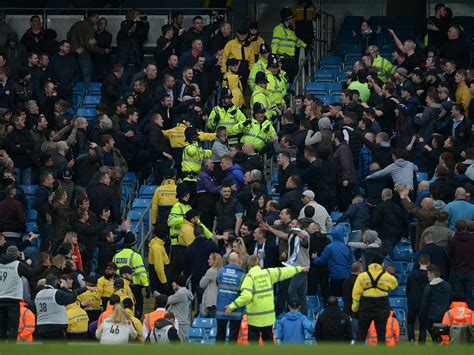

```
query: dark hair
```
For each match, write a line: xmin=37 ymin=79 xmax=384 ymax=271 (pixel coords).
xmin=109 ymin=294 xmax=120 ymax=305
xmin=172 ymin=11 xmax=183 ymax=20
xmin=113 ymin=63 xmax=124 ymax=72
xmin=86 ymin=10 xmax=98 ymax=18
xmin=100 ymin=134 xmax=113 ymax=147
xmin=193 ymin=15 xmax=203 ymax=22
xmin=452 ymin=103 xmax=465 ymax=115
xmin=304 ymin=205 xmax=315 ymax=218
xmin=155 ymin=294 xmax=168 ymax=308
xmin=162 ymin=24 xmax=173 ymax=36
xmin=126 ymin=108 xmax=138 ymax=118
xmin=419 ymin=253 xmax=431 ymax=265
xmin=427 ymin=264 xmax=440 ymax=277
xmin=123 ymin=297 xmax=134 ymax=309
xmin=372 ymin=253 xmax=384 ymax=265
xmin=434 ymin=3 xmax=445 ymax=11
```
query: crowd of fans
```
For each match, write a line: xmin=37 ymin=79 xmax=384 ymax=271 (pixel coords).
xmin=0 ymin=0 xmax=473 ymax=346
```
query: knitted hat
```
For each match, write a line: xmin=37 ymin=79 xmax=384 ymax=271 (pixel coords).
xmin=6 ymin=245 xmax=19 ymax=259
xmin=364 ymin=229 xmax=378 ymax=244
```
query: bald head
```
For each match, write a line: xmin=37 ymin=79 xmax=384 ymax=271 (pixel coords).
xmin=421 ymin=197 xmax=434 ymax=210
xmin=418 ymin=181 xmax=429 ymax=191
xmin=455 ymin=187 xmax=467 ymax=200
xmin=228 ymin=252 xmax=240 ymax=265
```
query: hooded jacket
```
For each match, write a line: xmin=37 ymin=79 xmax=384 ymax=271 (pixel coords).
xmin=448 ymin=231 xmax=474 ymax=274
xmin=167 ymin=287 xmax=193 ymax=325
xmin=420 ymin=277 xmax=452 ymax=322
xmin=315 ymin=304 xmax=352 ymax=342
xmin=278 ymin=311 xmax=313 ymax=343
xmin=313 ymin=225 xmax=353 ymax=280
xmin=367 ymin=158 xmax=417 ymax=187
xmin=0 ymin=32 xmax=27 ymax=74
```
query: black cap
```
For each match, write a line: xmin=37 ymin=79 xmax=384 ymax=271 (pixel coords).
xmin=176 ymin=182 xmax=191 ymax=198
xmin=119 ymin=265 xmax=133 ymax=275
xmin=184 ymin=126 xmax=199 ymax=142
xmin=123 ymin=232 xmax=136 ymax=246
xmin=237 ymin=27 xmax=248 ymax=35
xmin=267 ymin=53 xmax=279 ymax=68
xmin=259 ymin=43 xmax=270 ymax=54
xmin=255 ymin=71 xmax=269 ymax=84
xmin=85 ymin=275 xmax=98 ymax=286
xmin=105 ymin=262 xmax=118 ymax=270
xmin=174 ymin=275 xmax=187 ymax=287
xmin=412 ymin=69 xmax=425 ymax=78
xmin=253 ymin=102 xmax=266 ymax=114
xmin=221 ymin=87 xmax=233 ymax=99
xmin=226 ymin=58 xmax=239 ymax=67
xmin=185 ymin=209 xmax=200 ymax=220
xmin=280 ymin=7 xmax=294 ymax=21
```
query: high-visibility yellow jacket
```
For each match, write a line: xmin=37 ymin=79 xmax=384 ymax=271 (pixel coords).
xmin=372 ymin=55 xmax=395 ymax=83
xmin=248 ymin=57 xmax=268 ymax=90
xmin=221 ymin=38 xmax=255 ymax=74
xmin=178 ymin=219 xmax=213 ymax=246
xmin=151 ymin=179 xmax=177 ymax=225
xmin=109 ymin=287 xmax=135 ymax=311
xmin=207 ymin=104 xmax=247 ymax=144
xmin=97 ymin=275 xmax=115 ymax=299
xmin=182 ymin=142 xmax=211 ymax=181
xmin=250 ymin=85 xmax=277 ymax=119
xmin=163 ymin=123 xmax=216 ymax=148
xmin=113 ymin=248 xmax=150 ymax=287
xmin=352 ymin=263 xmax=398 ymax=313
xmin=167 ymin=201 xmax=192 ymax=241
xmin=455 ymin=82 xmax=472 ymax=116
xmin=229 ymin=265 xmax=303 ymax=327
xmin=77 ymin=289 xmax=102 ymax=311
xmin=247 ymin=34 xmax=265 ymax=62
xmin=236 ymin=117 xmax=277 ymax=152
xmin=223 ymin=72 xmax=245 ymax=108
xmin=66 ymin=301 xmax=89 ymax=334
xmin=266 ymin=69 xmax=287 ymax=108
xmin=17 ymin=301 xmax=35 ymax=342
xmin=148 ymin=237 xmax=169 ymax=284
xmin=271 ymin=23 xmax=306 ymax=57
xmin=125 ymin=308 xmax=144 ymax=342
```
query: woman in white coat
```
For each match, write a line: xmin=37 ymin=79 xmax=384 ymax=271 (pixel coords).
xmin=96 ymin=304 xmax=138 ymax=344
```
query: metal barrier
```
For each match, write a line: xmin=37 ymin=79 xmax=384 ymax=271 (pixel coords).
xmin=1 ymin=7 xmax=231 ymax=49
xmin=290 ymin=10 xmax=335 ymax=109
xmin=133 ymin=199 xmax=153 ymax=256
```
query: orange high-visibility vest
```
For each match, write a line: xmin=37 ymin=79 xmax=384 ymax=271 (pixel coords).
xmin=441 ymin=302 xmax=474 ymax=344
xmin=237 ymin=314 xmax=275 ymax=345
xmin=143 ymin=309 xmax=167 ymax=335
xmin=367 ymin=311 xmax=399 ymax=346
xmin=17 ymin=302 xmax=35 ymax=342
xmin=97 ymin=305 xmax=114 ymax=328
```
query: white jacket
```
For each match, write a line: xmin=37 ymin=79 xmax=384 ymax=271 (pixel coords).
xmin=96 ymin=318 xmax=138 ymax=344
xmin=298 ymin=201 xmax=332 ymax=234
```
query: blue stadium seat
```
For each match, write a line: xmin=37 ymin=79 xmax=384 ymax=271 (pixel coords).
xmin=127 ymin=210 xmax=144 ymax=222
xmin=328 ymin=95 xmax=342 ymax=104
xmin=405 ymin=262 xmax=414 ymax=273
xmin=344 ymin=54 xmax=360 ymax=68
xmin=416 ymin=172 xmax=428 ymax=183
xmin=139 ymin=185 xmax=158 ymax=198
xmin=389 ymin=286 xmax=406 ymax=297
xmin=306 ymin=82 xmax=328 ymax=95
xmin=369 ymin=16 xmax=392 ymax=28
xmin=82 ymin=95 xmax=101 ymax=108
xmin=21 ymin=184 xmax=38 ymax=196
xmin=393 ymin=308 xmax=406 ymax=332
xmin=327 ymin=82 xmax=343 ymax=95
xmin=88 ymin=82 xmax=102 ymax=95
xmin=336 ymin=30 xmax=355 ymax=43
xmin=76 ymin=108 xmax=96 ymax=120
xmin=306 ymin=296 xmax=320 ymax=319
xmin=188 ymin=328 xmax=204 ymax=343
xmin=393 ymin=262 xmax=405 ymax=275
xmin=390 ymin=297 xmax=408 ymax=311
xmin=26 ymin=222 xmax=39 ymax=233
xmin=398 ymin=274 xmax=408 ymax=286
xmin=26 ymin=197 xmax=34 ymax=210
xmin=337 ymin=297 xmax=344 ymax=309
xmin=391 ymin=249 xmax=411 ymax=262
xmin=72 ymin=95 xmax=81 ymax=110
xmin=336 ymin=42 xmax=361 ymax=57
xmin=320 ymin=55 xmax=342 ymax=69
xmin=132 ymin=198 xmax=151 ymax=211
xmin=27 ymin=209 xmax=37 ymax=222
xmin=192 ymin=318 xmax=216 ymax=329
xmin=72 ymin=82 xmax=85 ymax=95
xmin=123 ymin=172 xmax=137 ymax=188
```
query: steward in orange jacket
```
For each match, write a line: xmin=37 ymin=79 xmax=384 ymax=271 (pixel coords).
xmin=17 ymin=301 xmax=35 ymax=342
xmin=441 ymin=300 xmax=474 ymax=344
xmin=367 ymin=310 xmax=399 ymax=346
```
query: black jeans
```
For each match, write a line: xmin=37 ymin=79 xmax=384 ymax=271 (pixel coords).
xmin=37 ymin=327 xmax=67 ymax=340
xmin=330 ymin=278 xmax=345 ymax=297
xmin=308 ymin=266 xmax=329 ymax=303
xmin=248 ymin=325 xmax=273 ymax=344
xmin=407 ymin=307 xmax=426 ymax=343
xmin=426 ymin=318 xmax=442 ymax=342
xmin=216 ymin=319 xmax=241 ymax=343
xmin=356 ymin=296 xmax=390 ymax=343
xmin=336 ymin=183 xmax=354 ymax=212
xmin=0 ymin=300 xmax=19 ymax=340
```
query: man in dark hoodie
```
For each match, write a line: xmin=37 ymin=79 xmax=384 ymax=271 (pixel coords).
xmin=0 ymin=245 xmax=33 ymax=340
xmin=0 ymin=32 xmax=27 ymax=76
xmin=315 ymin=296 xmax=353 ymax=342
xmin=448 ymin=220 xmax=474 ymax=310
xmin=406 ymin=253 xmax=430 ymax=344
xmin=50 ymin=40 xmax=80 ymax=102
xmin=420 ymin=264 xmax=452 ymax=342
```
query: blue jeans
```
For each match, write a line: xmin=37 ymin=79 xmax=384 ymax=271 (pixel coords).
xmin=13 ymin=167 xmax=32 ymax=185
xmin=450 ymin=272 xmax=474 ymax=309
xmin=288 ymin=272 xmax=308 ymax=315
xmin=78 ymin=54 xmax=93 ymax=90
xmin=122 ymin=66 xmax=138 ymax=93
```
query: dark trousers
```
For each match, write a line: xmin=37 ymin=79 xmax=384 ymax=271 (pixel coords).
xmin=450 ymin=272 xmax=474 ymax=310
xmin=149 ymin=264 xmax=170 ymax=296
xmin=336 ymin=183 xmax=354 ymax=212
xmin=248 ymin=325 xmax=273 ymax=344
xmin=308 ymin=266 xmax=329 ymax=303
xmin=37 ymin=327 xmax=67 ymax=340
xmin=280 ymin=57 xmax=298 ymax=83
xmin=131 ymin=284 xmax=144 ymax=319
xmin=330 ymin=278 xmax=345 ymax=297
xmin=407 ymin=307 xmax=426 ymax=343
xmin=426 ymin=318 xmax=442 ymax=342
xmin=169 ymin=245 xmax=186 ymax=284
xmin=67 ymin=332 xmax=88 ymax=340
xmin=356 ymin=296 xmax=390 ymax=343
xmin=275 ymin=279 xmax=290 ymax=315
xmin=216 ymin=319 xmax=241 ymax=343
xmin=0 ymin=300 xmax=19 ymax=340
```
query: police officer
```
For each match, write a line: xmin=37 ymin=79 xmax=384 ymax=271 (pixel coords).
xmin=181 ymin=126 xmax=212 ymax=206
xmin=207 ymin=87 xmax=247 ymax=145
xmin=271 ymin=7 xmax=307 ymax=82
xmin=237 ymin=102 xmax=278 ymax=153
xmin=352 ymin=253 xmax=398 ymax=343
xmin=35 ymin=274 xmax=77 ymax=340
xmin=250 ymin=71 xmax=278 ymax=120
xmin=266 ymin=54 xmax=288 ymax=111
xmin=112 ymin=232 xmax=150 ymax=319
xmin=151 ymin=168 xmax=178 ymax=229
xmin=216 ymin=252 xmax=245 ymax=342
xmin=0 ymin=246 xmax=32 ymax=340
xmin=248 ymin=43 xmax=271 ymax=90
xmin=225 ymin=255 xmax=308 ymax=343
xmin=167 ymin=183 xmax=192 ymax=279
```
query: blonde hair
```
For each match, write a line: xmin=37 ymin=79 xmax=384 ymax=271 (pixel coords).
xmin=210 ymin=252 xmax=223 ymax=269
xmin=366 ymin=45 xmax=379 ymax=55
xmin=109 ymin=303 xmax=131 ymax=324
xmin=233 ymin=237 xmax=249 ymax=265
xmin=63 ymin=231 xmax=78 ymax=245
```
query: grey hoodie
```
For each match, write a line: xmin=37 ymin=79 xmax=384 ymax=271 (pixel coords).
xmin=367 ymin=159 xmax=418 ymax=187
xmin=167 ymin=287 xmax=193 ymax=325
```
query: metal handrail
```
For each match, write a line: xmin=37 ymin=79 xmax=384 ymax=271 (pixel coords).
xmin=133 ymin=199 xmax=153 ymax=256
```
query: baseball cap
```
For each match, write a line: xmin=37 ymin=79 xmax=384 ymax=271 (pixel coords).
xmin=302 ymin=190 xmax=315 ymax=200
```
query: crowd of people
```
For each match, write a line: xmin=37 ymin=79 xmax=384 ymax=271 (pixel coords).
xmin=0 ymin=0 xmax=473 ymax=346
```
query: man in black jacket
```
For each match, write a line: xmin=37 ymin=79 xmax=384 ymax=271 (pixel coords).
xmin=146 ymin=113 xmax=173 ymax=184
xmin=249 ymin=227 xmax=279 ymax=269
xmin=75 ymin=142 xmax=103 ymax=192
xmin=116 ymin=9 xmax=149 ymax=87
xmin=278 ymin=175 xmax=304 ymax=219
xmin=100 ymin=64 xmax=123 ymax=114
xmin=155 ymin=25 xmax=176 ymax=71
xmin=50 ymin=40 xmax=80 ymax=102
xmin=7 ymin=114 xmax=34 ymax=184
xmin=407 ymin=253 xmax=430 ymax=344
xmin=32 ymin=173 xmax=55 ymax=254
xmin=315 ymin=296 xmax=353 ymax=342
xmin=87 ymin=171 xmax=121 ymax=225
xmin=419 ymin=233 xmax=448 ymax=279
xmin=276 ymin=151 xmax=299 ymax=197
xmin=420 ymin=264 xmax=452 ymax=342
xmin=180 ymin=14 xmax=222 ymax=53
xmin=308 ymin=222 xmax=331 ymax=303
xmin=371 ymin=188 xmax=404 ymax=255
xmin=92 ymin=17 xmax=112 ymax=82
